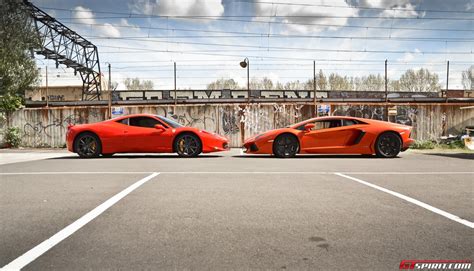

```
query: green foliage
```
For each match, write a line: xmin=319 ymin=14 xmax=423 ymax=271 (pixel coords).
xmin=411 ymin=139 xmax=466 ymax=150
xmin=0 ymin=94 xmax=23 ymax=114
xmin=0 ymin=0 xmax=40 ymax=97
xmin=3 ymin=127 xmax=21 ymax=148
xmin=439 ymin=140 xmax=465 ymax=149
xmin=410 ymin=140 xmax=437 ymax=149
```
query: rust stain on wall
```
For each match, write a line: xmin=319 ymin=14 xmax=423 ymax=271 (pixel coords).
xmin=3 ymin=103 xmax=473 ymax=148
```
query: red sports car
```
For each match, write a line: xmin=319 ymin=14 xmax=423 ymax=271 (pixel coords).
xmin=66 ymin=114 xmax=229 ymax=158
xmin=243 ymin=116 xmax=414 ymax=158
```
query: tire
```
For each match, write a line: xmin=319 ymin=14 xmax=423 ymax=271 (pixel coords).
xmin=273 ymin=134 xmax=299 ymax=158
xmin=375 ymin=132 xmax=401 ymax=158
xmin=74 ymin=132 xmax=101 ymax=158
xmin=174 ymin=133 xmax=202 ymax=157
xmin=102 ymin=153 xmax=114 ymax=158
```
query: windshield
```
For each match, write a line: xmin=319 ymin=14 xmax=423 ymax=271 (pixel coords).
xmin=157 ymin=116 xmax=184 ymax=128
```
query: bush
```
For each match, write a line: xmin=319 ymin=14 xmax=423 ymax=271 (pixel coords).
xmin=410 ymin=140 xmax=436 ymax=149
xmin=3 ymin=127 xmax=21 ymax=148
xmin=439 ymin=139 xmax=465 ymax=149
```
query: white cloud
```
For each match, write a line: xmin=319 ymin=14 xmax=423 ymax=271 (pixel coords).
xmin=73 ymin=6 xmax=121 ymax=37
xmin=131 ymin=0 xmax=224 ymax=17
xmin=380 ymin=3 xmax=422 ymax=18
xmin=254 ymin=0 xmax=358 ymax=33
xmin=98 ymin=23 xmax=121 ymax=38
xmin=73 ymin=6 xmax=95 ymax=24
xmin=397 ymin=48 xmax=421 ymax=62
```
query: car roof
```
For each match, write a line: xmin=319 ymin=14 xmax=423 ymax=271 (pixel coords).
xmin=110 ymin=113 xmax=160 ymax=120
xmin=290 ymin=116 xmax=375 ymax=128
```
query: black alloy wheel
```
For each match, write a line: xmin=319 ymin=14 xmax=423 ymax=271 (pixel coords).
xmin=74 ymin=132 xmax=101 ymax=158
xmin=175 ymin=134 xmax=202 ymax=157
xmin=273 ymin=134 xmax=299 ymax=158
xmin=375 ymin=132 xmax=401 ymax=158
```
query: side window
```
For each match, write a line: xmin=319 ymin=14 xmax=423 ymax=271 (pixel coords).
xmin=129 ymin=117 xmax=161 ymax=128
xmin=116 ymin=118 xmax=129 ymax=125
xmin=342 ymin=119 xmax=358 ymax=126
xmin=307 ymin=120 xmax=342 ymax=130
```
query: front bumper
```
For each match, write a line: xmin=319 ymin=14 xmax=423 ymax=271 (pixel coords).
xmin=243 ymin=142 xmax=259 ymax=153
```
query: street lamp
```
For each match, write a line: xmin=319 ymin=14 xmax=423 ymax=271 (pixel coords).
xmin=240 ymin=57 xmax=250 ymax=103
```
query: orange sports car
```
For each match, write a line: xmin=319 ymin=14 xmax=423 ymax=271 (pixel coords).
xmin=243 ymin=116 xmax=414 ymax=158
xmin=67 ymin=114 xmax=229 ymax=158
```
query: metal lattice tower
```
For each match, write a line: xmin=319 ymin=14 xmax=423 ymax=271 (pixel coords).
xmin=23 ymin=0 xmax=102 ymax=100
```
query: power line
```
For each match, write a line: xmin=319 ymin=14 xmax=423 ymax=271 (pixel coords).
xmin=236 ymin=0 xmax=474 ymax=14
xmin=44 ymin=6 xmax=473 ymax=20
xmin=92 ymin=39 xmax=472 ymax=55
xmin=58 ymin=19 xmax=474 ymax=33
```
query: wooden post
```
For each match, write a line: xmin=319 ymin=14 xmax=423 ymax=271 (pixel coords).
xmin=384 ymin=59 xmax=388 ymax=121
xmin=445 ymin=61 xmax=449 ymax=103
xmin=313 ymin=60 xmax=317 ymax=117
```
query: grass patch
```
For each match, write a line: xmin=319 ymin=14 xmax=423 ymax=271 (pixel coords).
xmin=410 ymin=139 xmax=466 ymax=150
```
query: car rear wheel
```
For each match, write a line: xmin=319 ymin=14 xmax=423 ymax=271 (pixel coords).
xmin=273 ymin=134 xmax=299 ymax=158
xmin=175 ymin=134 xmax=202 ymax=157
xmin=375 ymin=132 xmax=401 ymax=158
xmin=74 ymin=132 xmax=101 ymax=158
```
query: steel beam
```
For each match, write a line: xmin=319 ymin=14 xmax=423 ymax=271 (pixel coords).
xmin=23 ymin=0 xmax=102 ymax=100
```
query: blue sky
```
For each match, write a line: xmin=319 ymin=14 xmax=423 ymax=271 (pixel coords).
xmin=31 ymin=0 xmax=473 ymax=89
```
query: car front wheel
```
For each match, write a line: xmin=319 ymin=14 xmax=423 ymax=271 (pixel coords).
xmin=273 ymin=134 xmax=299 ymax=158
xmin=175 ymin=134 xmax=202 ymax=157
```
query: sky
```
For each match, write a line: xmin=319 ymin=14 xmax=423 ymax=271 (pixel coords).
xmin=30 ymin=0 xmax=473 ymax=90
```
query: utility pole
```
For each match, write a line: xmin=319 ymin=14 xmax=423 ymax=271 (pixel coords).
xmin=446 ymin=61 xmax=449 ymax=102
xmin=384 ymin=59 xmax=388 ymax=121
xmin=313 ymin=60 xmax=317 ymax=117
xmin=174 ymin=62 xmax=177 ymax=110
xmin=247 ymin=60 xmax=250 ymax=103
xmin=108 ymin=63 xmax=112 ymax=119
xmin=45 ymin=66 xmax=49 ymax=107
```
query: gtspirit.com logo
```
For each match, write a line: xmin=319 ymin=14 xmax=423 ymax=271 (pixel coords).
xmin=400 ymin=260 xmax=472 ymax=270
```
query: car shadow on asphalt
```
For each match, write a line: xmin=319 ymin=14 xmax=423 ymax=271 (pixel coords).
xmin=232 ymin=155 xmax=399 ymax=159
xmin=48 ymin=155 xmax=223 ymax=159
xmin=421 ymin=152 xmax=474 ymax=160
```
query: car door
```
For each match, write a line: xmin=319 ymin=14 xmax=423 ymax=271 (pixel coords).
xmin=101 ymin=118 xmax=129 ymax=153
xmin=125 ymin=116 xmax=169 ymax=152
xmin=300 ymin=119 xmax=355 ymax=153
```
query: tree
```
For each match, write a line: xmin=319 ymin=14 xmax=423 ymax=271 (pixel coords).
xmin=0 ymin=0 xmax=39 ymax=96
xmin=355 ymin=74 xmax=384 ymax=91
xmin=315 ymin=70 xmax=327 ymax=90
xmin=123 ymin=78 xmax=154 ymax=90
xmin=206 ymin=78 xmax=240 ymax=90
xmin=462 ymin=66 xmax=473 ymax=90
xmin=328 ymin=73 xmax=351 ymax=90
xmin=0 ymin=0 xmax=39 ymax=128
xmin=397 ymin=68 xmax=440 ymax=92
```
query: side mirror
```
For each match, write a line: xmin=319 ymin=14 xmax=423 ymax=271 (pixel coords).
xmin=304 ymin=123 xmax=315 ymax=132
xmin=154 ymin=124 xmax=166 ymax=131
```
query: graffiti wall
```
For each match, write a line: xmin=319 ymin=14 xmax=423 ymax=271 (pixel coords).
xmin=2 ymin=103 xmax=473 ymax=148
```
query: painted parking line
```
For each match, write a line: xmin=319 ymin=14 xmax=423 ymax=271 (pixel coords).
xmin=334 ymin=173 xmax=474 ymax=229
xmin=1 ymin=171 xmax=473 ymax=176
xmin=1 ymin=172 xmax=160 ymax=270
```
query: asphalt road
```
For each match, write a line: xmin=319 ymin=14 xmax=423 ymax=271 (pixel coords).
xmin=0 ymin=149 xmax=472 ymax=270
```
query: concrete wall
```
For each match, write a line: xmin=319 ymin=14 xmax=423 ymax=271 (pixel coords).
xmin=1 ymin=103 xmax=472 ymax=148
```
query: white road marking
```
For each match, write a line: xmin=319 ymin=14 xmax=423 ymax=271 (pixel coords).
xmin=1 ymin=171 xmax=473 ymax=176
xmin=334 ymin=173 xmax=474 ymax=229
xmin=0 ymin=172 xmax=153 ymax=175
xmin=1 ymin=172 xmax=160 ymax=270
